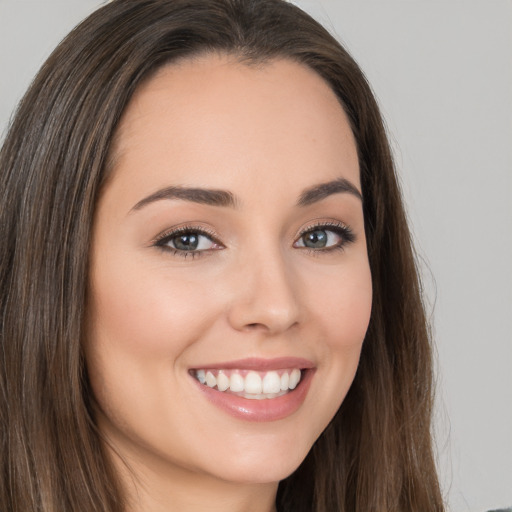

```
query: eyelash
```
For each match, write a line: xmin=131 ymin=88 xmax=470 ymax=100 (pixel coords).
xmin=295 ymin=221 xmax=355 ymax=254
xmin=153 ymin=225 xmax=222 ymax=259
xmin=152 ymin=221 xmax=355 ymax=259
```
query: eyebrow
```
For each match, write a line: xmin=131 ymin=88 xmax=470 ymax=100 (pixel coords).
xmin=130 ymin=186 xmax=237 ymax=212
xmin=130 ymin=177 xmax=362 ymax=213
xmin=297 ymin=177 xmax=362 ymax=206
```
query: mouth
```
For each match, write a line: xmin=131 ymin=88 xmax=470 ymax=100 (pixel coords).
xmin=191 ymin=368 xmax=303 ymax=400
xmin=189 ymin=357 xmax=315 ymax=422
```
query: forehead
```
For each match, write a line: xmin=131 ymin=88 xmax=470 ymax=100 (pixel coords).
xmin=108 ymin=54 xmax=360 ymax=206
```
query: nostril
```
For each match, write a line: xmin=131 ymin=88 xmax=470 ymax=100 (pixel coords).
xmin=226 ymin=280 xmax=300 ymax=333
xmin=246 ymin=323 xmax=266 ymax=331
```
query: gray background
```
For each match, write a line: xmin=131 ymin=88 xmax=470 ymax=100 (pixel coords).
xmin=0 ymin=1 xmax=510 ymax=510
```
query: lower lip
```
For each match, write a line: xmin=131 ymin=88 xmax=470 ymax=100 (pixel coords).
xmin=193 ymin=369 xmax=315 ymax=422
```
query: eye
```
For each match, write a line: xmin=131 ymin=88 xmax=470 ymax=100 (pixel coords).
xmin=154 ymin=227 xmax=222 ymax=256
xmin=294 ymin=223 xmax=355 ymax=251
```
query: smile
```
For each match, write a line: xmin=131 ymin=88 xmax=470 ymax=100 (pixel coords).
xmin=190 ymin=358 xmax=315 ymax=422
xmin=193 ymin=368 xmax=302 ymax=399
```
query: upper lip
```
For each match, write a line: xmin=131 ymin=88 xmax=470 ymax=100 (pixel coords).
xmin=190 ymin=357 xmax=315 ymax=371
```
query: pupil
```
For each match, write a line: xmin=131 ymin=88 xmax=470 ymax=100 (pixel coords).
xmin=174 ymin=233 xmax=199 ymax=251
xmin=304 ymin=230 xmax=327 ymax=248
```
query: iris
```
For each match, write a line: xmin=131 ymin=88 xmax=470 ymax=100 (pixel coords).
xmin=302 ymin=229 xmax=328 ymax=248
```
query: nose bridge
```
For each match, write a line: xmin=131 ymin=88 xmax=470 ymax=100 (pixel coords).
xmin=227 ymin=243 xmax=300 ymax=334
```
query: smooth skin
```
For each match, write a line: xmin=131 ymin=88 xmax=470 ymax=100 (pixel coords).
xmin=85 ymin=54 xmax=373 ymax=512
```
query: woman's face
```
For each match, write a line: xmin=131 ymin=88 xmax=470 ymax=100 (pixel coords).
xmin=86 ymin=55 xmax=372 ymax=487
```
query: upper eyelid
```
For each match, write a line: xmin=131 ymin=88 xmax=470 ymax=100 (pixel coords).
xmin=152 ymin=225 xmax=220 ymax=247
xmin=297 ymin=220 xmax=351 ymax=236
xmin=151 ymin=220 xmax=354 ymax=248
xmin=300 ymin=220 xmax=347 ymax=230
xmin=295 ymin=221 xmax=356 ymax=247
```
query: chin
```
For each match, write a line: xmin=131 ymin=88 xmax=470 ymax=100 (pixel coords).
xmin=212 ymin=456 xmax=305 ymax=486
xmin=197 ymin=431 xmax=314 ymax=485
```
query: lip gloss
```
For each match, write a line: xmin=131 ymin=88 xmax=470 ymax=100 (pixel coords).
xmin=191 ymin=357 xmax=315 ymax=422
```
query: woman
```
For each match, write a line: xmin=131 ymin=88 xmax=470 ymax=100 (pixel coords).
xmin=0 ymin=0 xmax=444 ymax=510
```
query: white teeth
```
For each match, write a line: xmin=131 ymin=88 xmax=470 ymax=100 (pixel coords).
xmin=205 ymin=371 xmax=216 ymax=388
xmin=280 ymin=372 xmax=289 ymax=391
xmin=244 ymin=392 xmax=284 ymax=400
xmin=216 ymin=371 xmax=230 ymax=391
xmin=194 ymin=368 xmax=304 ymax=397
xmin=244 ymin=372 xmax=263 ymax=394
xmin=196 ymin=369 xmax=206 ymax=385
xmin=229 ymin=373 xmax=244 ymax=392
xmin=289 ymin=368 xmax=301 ymax=389
xmin=262 ymin=371 xmax=281 ymax=394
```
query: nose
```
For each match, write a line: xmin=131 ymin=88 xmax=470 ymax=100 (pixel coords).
xmin=226 ymin=248 xmax=301 ymax=335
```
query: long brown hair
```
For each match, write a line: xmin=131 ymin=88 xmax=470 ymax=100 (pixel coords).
xmin=0 ymin=1 xmax=444 ymax=510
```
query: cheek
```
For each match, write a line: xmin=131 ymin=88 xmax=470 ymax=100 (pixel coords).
xmin=307 ymin=259 xmax=373 ymax=352
xmin=84 ymin=259 xmax=226 ymax=447
xmin=303 ymin=257 xmax=372 ymax=409
xmin=87 ymin=258 xmax=223 ymax=360
xmin=83 ymin=256 xmax=228 ymax=430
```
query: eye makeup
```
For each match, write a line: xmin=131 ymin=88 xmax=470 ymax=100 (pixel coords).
xmin=151 ymin=218 xmax=356 ymax=260
xmin=294 ymin=221 xmax=355 ymax=253
xmin=153 ymin=225 xmax=223 ymax=259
